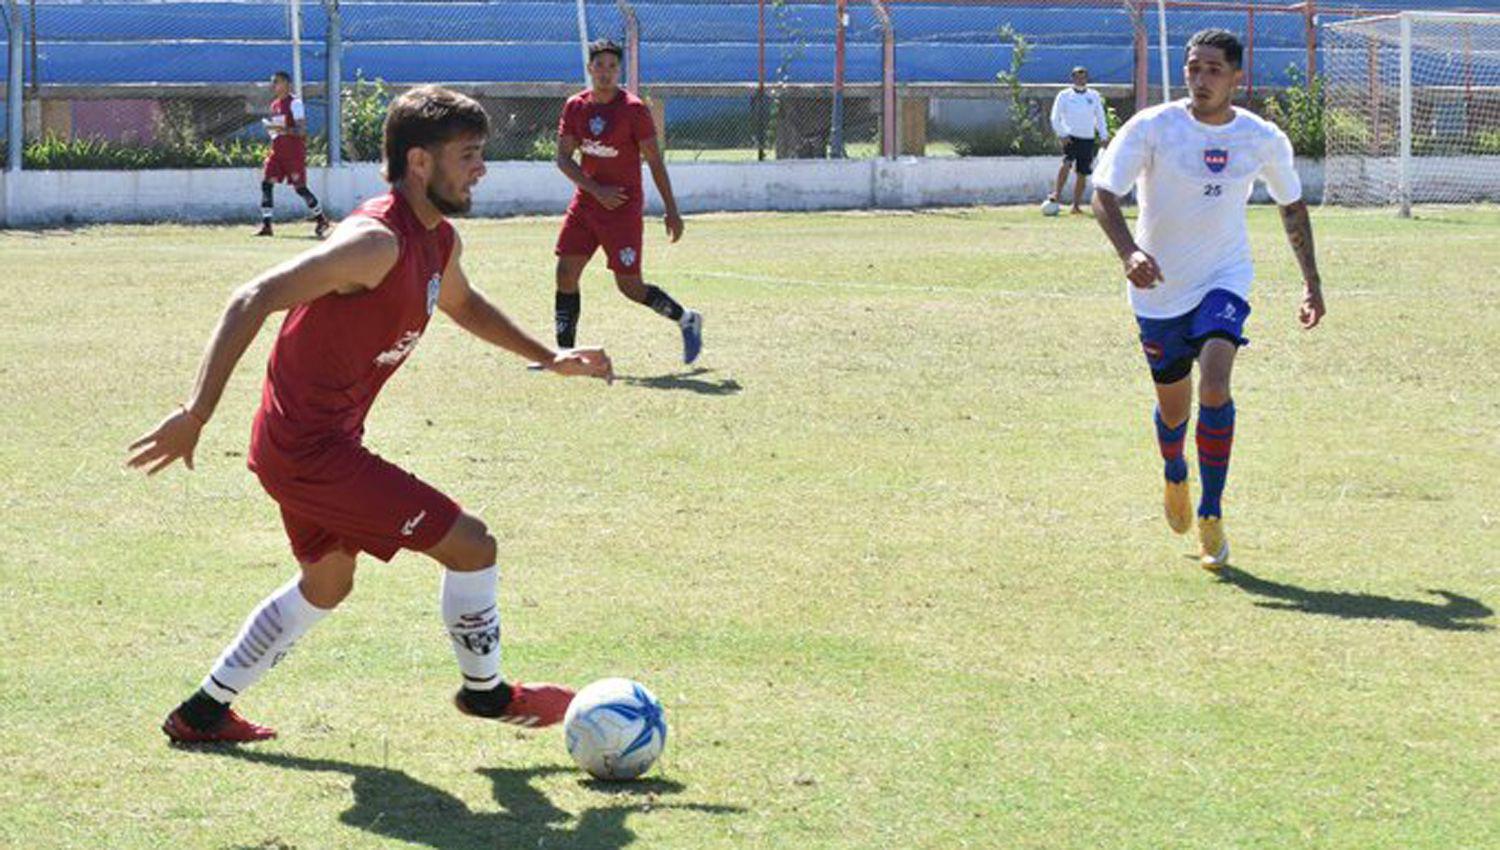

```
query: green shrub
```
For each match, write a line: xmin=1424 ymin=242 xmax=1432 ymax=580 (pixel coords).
xmin=984 ymin=25 xmax=1053 ymax=156
xmin=18 ymin=133 xmax=270 ymax=170
xmin=1263 ymin=65 xmax=1326 ymax=157
xmin=342 ymin=72 xmax=391 ymax=162
xmin=1477 ymin=129 xmax=1500 ymax=155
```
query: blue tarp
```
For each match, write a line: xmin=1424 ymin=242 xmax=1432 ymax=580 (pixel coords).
xmin=23 ymin=1 xmax=1493 ymax=88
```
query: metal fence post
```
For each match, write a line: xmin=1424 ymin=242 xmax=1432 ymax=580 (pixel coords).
xmin=5 ymin=0 xmax=22 ymax=171
xmin=756 ymin=0 xmax=766 ymax=161
xmin=1129 ymin=1 xmax=1148 ymax=112
xmin=830 ymin=0 xmax=846 ymax=158
xmin=1304 ymin=0 xmax=1318 ymax=81
xmin=615 ymin=0 xmax=639 ymax=90
xmin=289 ymin=0 xmax=304 ymax=96
xmin=325 ymin=0 xmax=341 ymax=166
xmin=871 ymin=0 xmax=895 ymax=158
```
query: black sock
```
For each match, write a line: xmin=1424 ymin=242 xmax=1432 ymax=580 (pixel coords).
xmin=260 ymin=182 xmax=274 ymax=222
xmin=177 ymin=689 xmax=230 ymax=731
xmin=555 ymin=291 xmax=581 ymax=348
xmin=457 ymin=682 xmax=514 ymax=717
xmin=296 ymin=186 xmax=325 ymax=219
xmin=643 ymin=285 xmax=685 ymax=321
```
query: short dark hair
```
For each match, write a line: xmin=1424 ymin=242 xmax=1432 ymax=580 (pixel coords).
xmin=588 ymin=39 xmax=624 ymax=63
xmin=271 ymin=70 xmax=291 ymax=84
xmin=382 ymin=85 xmax=490 ymax=183
xmin=1186 ymin=29 xmax=1244 ymax=69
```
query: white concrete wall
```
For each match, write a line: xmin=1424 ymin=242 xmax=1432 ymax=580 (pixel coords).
xmin=0 ymin=156 xmax=1330 ymax=228
xmin=1323 ymin=156 xmax=1500 ymax=205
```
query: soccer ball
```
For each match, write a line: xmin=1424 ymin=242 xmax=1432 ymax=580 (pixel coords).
xmin=563 ymin=678 xmax=667 ymax=780
xmin=1040 ymin=198 xmax=1061 ymax=216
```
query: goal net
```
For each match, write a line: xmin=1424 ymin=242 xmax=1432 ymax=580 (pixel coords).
xmin=1322 ymin=11 xmax=1500 ymax=214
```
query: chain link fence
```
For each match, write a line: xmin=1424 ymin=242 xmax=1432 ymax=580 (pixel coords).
xmin=1 ymin=0 xmax=1488 ymax=170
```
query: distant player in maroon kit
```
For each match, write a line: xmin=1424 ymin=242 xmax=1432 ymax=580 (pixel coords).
xmin=129 ymin=86 xmax=613 ymax=744
xmin=554 ymin=39 xmax=703 ymax=363
xmin=258 ymin=70 xmax=331 ymax=239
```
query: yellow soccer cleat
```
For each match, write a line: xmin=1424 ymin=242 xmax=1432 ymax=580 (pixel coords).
xmin=1164 ymin=480 xmax=1193 ymax=534
xmin=1198 ymin=515 xmax=1230 ymax=570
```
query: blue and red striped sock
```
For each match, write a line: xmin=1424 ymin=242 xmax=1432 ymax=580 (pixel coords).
xmin=1196 ymin=401 xmax=1236 ymax=517
xmin=1154 ymin=407 xmax=1189 ymax=484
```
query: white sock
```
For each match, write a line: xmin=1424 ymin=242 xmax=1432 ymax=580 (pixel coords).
xmin=442 ymin=565 xmax=501 ymax=690
xmin=200 ymin=576 xmax=331 ymax=703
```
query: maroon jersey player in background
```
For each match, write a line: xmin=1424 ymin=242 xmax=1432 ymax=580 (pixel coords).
xmin=129 ymin=85 xmax=613 ymax=744
xmin=258 ymin=70 xmax=331 ymax=239
xmin=554 ymin=39 xmax=704 ymax=364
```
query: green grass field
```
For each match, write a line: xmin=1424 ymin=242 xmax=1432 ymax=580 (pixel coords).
xmin=1 ymin=204 xmax=1496 ymax=849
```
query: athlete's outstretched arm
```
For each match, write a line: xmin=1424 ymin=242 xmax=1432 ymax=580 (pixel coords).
xmin=1278 ymin=200 xmax=1326 ymax=329
xmin=1092 ymin=189 xmax=1163 ymax=289
xmin=437 ymin=235 xmax=613 ymax=382
xmin=126 ymin=222 xmax=399 ymax=475
xmin=639 ymin=136 xmax=683 ymax=243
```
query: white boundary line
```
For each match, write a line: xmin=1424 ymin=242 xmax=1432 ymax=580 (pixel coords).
xmin=685 ymin=270 xmax=1387 ymax=300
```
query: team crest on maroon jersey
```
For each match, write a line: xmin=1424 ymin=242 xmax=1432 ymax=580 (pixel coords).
xmin=589 ymin=114 xmax=607 ymax=136
xmin=425 ymin=272 xmax=441 ymax=316
xmin=1203 ymin=149 xmax=1229 ymax=173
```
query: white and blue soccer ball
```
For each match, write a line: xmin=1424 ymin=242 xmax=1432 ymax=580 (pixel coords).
xmin=1040 ymin=198 xmax=1061 ymax=216
xmin=563 ymin=678 xmax=667 ymax=780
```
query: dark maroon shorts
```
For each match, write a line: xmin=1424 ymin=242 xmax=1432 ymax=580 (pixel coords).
xmin=555 ymin=203 xmax=645 ymax=274
xmin=263 ymin=149 xmax=308 ymax=187
xmin=254 ymin=443 xmax=461 ymax=564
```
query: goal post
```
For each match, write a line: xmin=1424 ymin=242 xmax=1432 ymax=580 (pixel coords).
xmin=1322 ymin=11 xmax=1500 ymax=215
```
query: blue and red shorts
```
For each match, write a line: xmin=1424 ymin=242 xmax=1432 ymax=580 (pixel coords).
xmin=1136 ymin=289 xmax=1251 ymax=384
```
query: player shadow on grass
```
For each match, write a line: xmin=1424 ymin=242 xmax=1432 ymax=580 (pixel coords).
xmin=617 ymin=367 xmax=743 ymax=396
xmin=1212 ymin=565 xmax=1494 ymax=632
xmin=198 ymin=748 xmax=741 ymax=850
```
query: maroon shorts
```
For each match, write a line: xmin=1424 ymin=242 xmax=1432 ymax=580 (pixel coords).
xmin=555 ymin=203 xmax=644 ymax=274
xmin=263 ymin=149 xmax=307 ymax=186
xmin=253 ymin=444 xmax=461 ymax=564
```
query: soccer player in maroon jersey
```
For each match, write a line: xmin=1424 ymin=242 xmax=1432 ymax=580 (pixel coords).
xmin=554 ymin=39 xmax=703 ymax=363
xmin=258 ymin=70 xmax=331 ymax=239
xmin=129 ymin=86 xmax=613 ymax=744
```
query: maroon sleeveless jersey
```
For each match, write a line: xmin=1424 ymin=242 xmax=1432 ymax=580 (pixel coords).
xmin=249 ymin=191 xmax=455 ymax=474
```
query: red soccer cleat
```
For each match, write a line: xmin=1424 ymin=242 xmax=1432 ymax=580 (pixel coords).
xmin=162 ymin=708 xmax=277 ymax=744
xmin=454 ymin=682 xmax=575 ymax=728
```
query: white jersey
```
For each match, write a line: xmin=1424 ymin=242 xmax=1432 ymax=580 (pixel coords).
xmin=1091 ymin=100 xmax=1301 ymax=319
xmin=1050 ymin=86 xmax=1109 ymax=141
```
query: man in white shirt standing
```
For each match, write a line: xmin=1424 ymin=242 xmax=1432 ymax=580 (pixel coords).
xmin=1090 ymin=29 xmax=1326 ymax=569
xmin=1048 ymin=66 xmax=1110 ymax=214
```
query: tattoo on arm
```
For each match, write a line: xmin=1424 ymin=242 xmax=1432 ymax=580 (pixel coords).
xmin=1279 ymin=200 xmax=1321 ymax=285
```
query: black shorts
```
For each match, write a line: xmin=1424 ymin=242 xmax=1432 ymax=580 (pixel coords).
xmin=1063 ymin=136 xmax=1097 ymax=175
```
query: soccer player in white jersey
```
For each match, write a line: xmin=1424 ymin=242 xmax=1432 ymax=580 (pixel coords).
xmin=1090 ymin=29 xmax=1326 ymax=568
